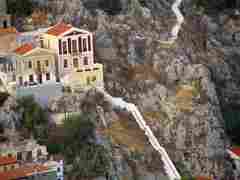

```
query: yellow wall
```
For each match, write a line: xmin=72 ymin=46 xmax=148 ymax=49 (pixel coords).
xmin=65 ymin=63 xmax=103 ymax=88
xmin=41 ymin=34 xmax=58 ymax=50
xmin=17 ymin=55 xmax=55 ymax=74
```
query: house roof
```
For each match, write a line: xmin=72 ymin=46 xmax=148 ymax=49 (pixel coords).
xmin=14 ymin=43 xmax=34 ymax=55
xmin=230 ymin=147 xmax=240 ymax=156
xmin=0 ymin=165 xmax=50 ymax=180
xmin=46 ymin=22 xmax=72 ymax=37
xmin=0 ymin=156 xmax=17 ymax=166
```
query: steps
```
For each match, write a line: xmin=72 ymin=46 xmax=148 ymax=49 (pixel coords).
xmin=96 ymin=87 xmax=181 ymax=180
xmin=159 ymin=0 xmax=184 ymax=45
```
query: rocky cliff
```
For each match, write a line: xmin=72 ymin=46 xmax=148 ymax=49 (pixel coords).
xmin=9 ymin=0 xmax=240 ymax=179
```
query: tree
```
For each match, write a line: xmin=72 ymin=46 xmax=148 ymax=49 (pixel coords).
xmin=7 ymin=0 xmax=34 ymax=17
xmin=98 ymin=0 xmax=122 ymax=15
xmin=63 ymin=113 xmax=111 ymax=178
xmin=63 ymin=113 xmax=96 ymax=148
xmin=17 ymin=96 xmax=48 ymax=137
xmin=223 ymin=109 xmax=240 ymax=145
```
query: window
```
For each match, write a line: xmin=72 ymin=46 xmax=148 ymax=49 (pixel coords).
xmin=17 ymin=152 xmax=22 ymax=161
xmin=11 ymin=165 xmax=15 ymax=170
xmin=38 ymin=74 xmax=42 ymax=84
xmin=19 ymin=76 xmax=23 ymax=86
xmin=58 ymin=39 xmax=62 ymax=54
xmin=88 ymin=35 xmax=91 ymax=51
xmin=37 ymin=61 xmax=41 ymax=70
xmin=40 ymin=38 xmax=44 ymax=48
xmin=68 ymin=38 xmax=71 ymax=54
xmin=28 ymin=61 xmax=32 ymax=69
xmin=72 ymin=40 xmax=77 ymax=53
xmin=46 ymin=73 xmax=50 ymax=81
xmin=64 ymin=59 xmax=68 ymax=68
xmin=8 ymin=153 xmax=12 ymax=157
xmin=63 ymin=41 xmax=67 ymax=54
xmin=26 ymin=151 xmax=32 ymax=161
xmin=78 ymin=37 xmax=82 ymax=52
xmin=83 ymin=39 xmax=87 ymax=52
xmin=8 ymin=64 xmax=13 ymax=72
xmin=45 ymin=60 xmax=49 ymax=67
xmin=57 ymin=167 xmax=61 ymax=172
xmin=29 ymin=75 xmax=34 ymax=82
xmin=3 ymin=20 xmax=7 ymax=28
xmin=73 ymin=58 xmax=78 ymax=68
xmin=83 ymin=57 xmax=88 ymax=65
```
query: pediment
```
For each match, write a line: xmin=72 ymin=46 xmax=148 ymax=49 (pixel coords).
xmin=63 ymin=30 xmax=86 ymax=37
xmin=24 ymin=48 xmax=55 ymax=57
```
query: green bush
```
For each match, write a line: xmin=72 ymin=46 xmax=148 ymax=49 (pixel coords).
xmin=63 ymin=113 xmax=111 ymax=178
xmin=17 ymin=96 xmax=48 ymax=136
xmin=47 ymin=143 xmax=64 ymax=155
xmin=7 ymin=0 xmax=35 ymax=17
xmin=223 ymin=109 xmax=240 ymax=145
xmin=63 ymin=113 xmax=96 ymax=148
xmin=71 ymin=143 xmax=111 ymax=178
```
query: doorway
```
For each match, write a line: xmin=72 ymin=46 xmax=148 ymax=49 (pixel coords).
xmin=38 ymin=74 xmax=42 ymax=84
xmin=3 ymin=20 xmax=7 ymax=28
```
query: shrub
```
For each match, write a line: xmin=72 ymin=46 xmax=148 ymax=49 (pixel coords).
xmin=223 ymin=108 xmax=240 ymax=145
xmin=71 ymin=143 xmax=111 ymax=178
xmin=63 ymin=113 xmax=111 ymax=178
xmin=63 ymin=113 xmax=96 ymax=148
xmin=7 ymin=0 xmax=35 ymax=17
xmin=17 ymin=96 xmax=48 ymax=136
xmin=98 ymin=0 xmax=122 ymax=15
xmin=47 ymin=143 xmax=64 ymax=155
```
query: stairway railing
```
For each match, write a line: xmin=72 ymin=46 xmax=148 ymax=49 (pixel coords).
xmin=96 ymin=87 xmax=181 ymax=180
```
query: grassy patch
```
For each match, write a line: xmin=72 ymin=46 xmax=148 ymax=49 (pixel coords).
xmin=104 ymin=119 xmax=148 ymax=152
xmin=158 ymin=40 xmax=177 ymax=49
xmin=144 ymin=111 xmax=172 ymax=127
xmin=175 ymin=81 xmax=202 ymax=112
xmin=176 ymin=86 xmax=194 ymax=112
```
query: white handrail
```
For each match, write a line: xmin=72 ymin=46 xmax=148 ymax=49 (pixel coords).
xmin=96 ymin=87 xmax=181 ymax=180
xmin=159 ymin=0 xmax=184 ymax=44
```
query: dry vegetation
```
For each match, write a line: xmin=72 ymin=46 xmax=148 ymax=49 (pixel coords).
xmin=103 ymin=117 xmax=149 ymax=152
xmin=175 ymin=85 xmax=195 ymax=112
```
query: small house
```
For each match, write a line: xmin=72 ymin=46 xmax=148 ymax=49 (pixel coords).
xmin=41 ymin=22 xmax=104 ymax=90
xmin=13 ymin=43 xmax=57 ymax=87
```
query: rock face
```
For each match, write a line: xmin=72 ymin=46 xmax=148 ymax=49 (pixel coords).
xmin=30 ymin=0 xmax=240 ymax=178
xmin=0 ymin=97 xmax=21 ymax=129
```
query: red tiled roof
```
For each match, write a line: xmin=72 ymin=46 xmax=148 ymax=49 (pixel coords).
xmin=14 ymin=43 xmax=34 ymax=55
xmin=0 ymin=156 xmax=17 ymax=166
xmin=231 ymin=147 xmax=240 ymax=156
xmin=0 ymin=165 xmax=49 ymax=180
xmin=46 ymin=22 xmax=72 ymax=36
